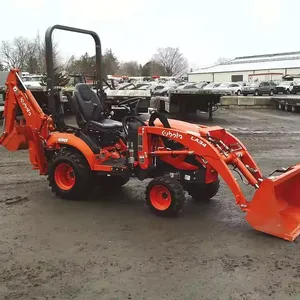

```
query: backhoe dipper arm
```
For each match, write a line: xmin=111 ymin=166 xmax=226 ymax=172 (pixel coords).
xmin=0 ymin=69 xmax=52 ymax=174
xmin=138 ymin=126 xmax=265 ymax=211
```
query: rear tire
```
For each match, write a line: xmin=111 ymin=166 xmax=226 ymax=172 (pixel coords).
xmin=146 ymin=176 xmax=185 ymax=216
xmin=48 ymin=148 xmax=93 ymax=200
xmin=185 ymin=180 xmax=220 ymax=201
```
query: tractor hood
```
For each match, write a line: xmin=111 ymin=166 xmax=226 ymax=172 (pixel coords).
xmin=152 ymin=118 xmax=206 ymax=133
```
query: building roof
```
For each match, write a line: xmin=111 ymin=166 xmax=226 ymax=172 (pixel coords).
xmin=190 ymin=51 xmax=300 ymax=74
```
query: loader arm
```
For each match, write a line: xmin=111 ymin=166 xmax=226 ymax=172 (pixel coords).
xmin=138 ymin=126 xmax=265 ymax=211
xmin=139 ymin=125 xmax=300 ymax=241
xmin=0 ymin=69 xmax=53 ymax=174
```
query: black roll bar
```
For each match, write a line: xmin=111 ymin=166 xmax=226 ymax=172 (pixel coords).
xmin=45 ymin=24 xmax=103 ymax=127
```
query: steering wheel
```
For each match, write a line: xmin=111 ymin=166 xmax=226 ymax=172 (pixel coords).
xmin=117 ymin=97 xmax=142 ymax=116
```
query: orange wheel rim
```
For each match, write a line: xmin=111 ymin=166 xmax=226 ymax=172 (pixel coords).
xmin=54 ymin=163 xmax=75 ymax=191
xmin=149 ymin=185 xmax=171 ymax=211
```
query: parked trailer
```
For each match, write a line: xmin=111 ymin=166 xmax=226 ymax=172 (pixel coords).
xmin=153 ymin=90 xmax=221 ymax=120
xmin=272 ymin=95 xmax=300 ymax=113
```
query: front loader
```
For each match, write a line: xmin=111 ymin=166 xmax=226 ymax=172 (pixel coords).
xmin=1 ymin=25 xmax=300 ymax=242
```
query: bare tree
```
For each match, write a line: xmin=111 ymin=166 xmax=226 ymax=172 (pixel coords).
xmin=152 ymin=47 xmax=188 ymax=76
xmin=141 ymin=60 xmax=166 ymax=77
xmin=102 ymin=49 xmax=119 ymax=76
xmin=0 ymin=33 xmax=62 ymax=73
xmin=118 ymin=61 xmax=140 ymax=76
xmin=34 ymin=32 xmax=61 ymax=73
xmin=65 ymin=53 xmax=96 ymax=75
xmin=1 ymin=37 xmax=34 ymax=69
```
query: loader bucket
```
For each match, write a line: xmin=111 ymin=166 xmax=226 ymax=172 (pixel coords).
xmin=245 ymin=165 xmax=300 ymax=241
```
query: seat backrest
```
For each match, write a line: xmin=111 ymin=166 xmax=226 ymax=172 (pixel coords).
xmin=74 ymin=83 xmax=104 ymax=121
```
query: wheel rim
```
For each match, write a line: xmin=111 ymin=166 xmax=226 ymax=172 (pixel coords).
xmin=54 ymin=163 xmax=75 ymax=191
xmin=149 ymin=185 xmax=172 ymax=211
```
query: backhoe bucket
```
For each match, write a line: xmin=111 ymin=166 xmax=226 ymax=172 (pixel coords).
xmin=246 ymin=165 xmax=300 ymax=241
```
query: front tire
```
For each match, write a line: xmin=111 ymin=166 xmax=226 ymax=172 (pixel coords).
xmin=236 ymin=90 xmax=241 ymax=96
xmin=254 ymin=90 xmax=259 ymax=96
xmin=48 ymin=148 xmax=93 ymax=200
xmin=269 ymin=89 xmax=274 ymax=96
xmin=146 ymin=176 xmax=185 ymax=216
xmin=185 ymin=180 xmax=220 ymax=201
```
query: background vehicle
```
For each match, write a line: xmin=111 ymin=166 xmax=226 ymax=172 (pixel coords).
xmin=257 ymin=81 xmax=277 ymax=96
xmin=275 ymin=81 xmax=295 ymax=94
xmin=227 ymin=83 xmax=243 ymax=95
xmin=242 ymin=82 xmax=260 ymax=96
xmin=242 ymin=81 xmax=276 ymax=96
xmin=214 ymin=83 xmax=242 ymax=95
xmin=22 ymin=74 xmax=43 ymax=89
xmin=202 ymin=82 xmax=221 ymax=91
xmin=291 ymin=81 xmax=300 ymax=94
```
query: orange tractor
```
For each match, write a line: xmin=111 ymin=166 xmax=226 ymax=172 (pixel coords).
xmin=1 ymin=25 xmax=300 ymax=241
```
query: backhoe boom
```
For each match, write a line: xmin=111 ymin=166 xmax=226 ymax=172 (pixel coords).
xmin=0 ymin=69 xmax=53 ymax=174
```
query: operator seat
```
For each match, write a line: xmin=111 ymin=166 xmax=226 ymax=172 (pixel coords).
xmin=73 ymin=83 xmax=122 ymax=131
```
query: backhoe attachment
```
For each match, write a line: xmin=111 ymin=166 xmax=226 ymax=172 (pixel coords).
xmin=139 ymin=125 xmax=300 ymax=241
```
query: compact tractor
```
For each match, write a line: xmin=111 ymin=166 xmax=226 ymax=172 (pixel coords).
xmin=1 ymin=25 xmax=300 ymax=241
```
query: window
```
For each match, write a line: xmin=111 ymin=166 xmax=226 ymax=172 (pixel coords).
xmin=231 ymin=75 xmax=243 ymax=82
xmin=183 ymin=84 xmax=197 ymax=89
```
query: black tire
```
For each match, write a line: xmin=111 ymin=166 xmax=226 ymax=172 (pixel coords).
xmin=48 ymin=148 xmax=93 ymax=200
xmin=146 ymin=175 xmax=185 ymax=216
xmin=236 ymin=90 xmax=241 ymax=96
xmin=269 ymin=89 xmax=274 ymax=96
xmin=286 ymin=89 xmax=290 ymax=94
xmin=254 ymin=90 xmax=259 ymax=96
xmin=185 ymin=180 xmax=220 ymax=201
xmin=243 ymin=93 xmax=247 ymax=96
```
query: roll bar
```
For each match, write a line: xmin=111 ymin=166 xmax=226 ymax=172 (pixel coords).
xmin=45 ymin=24 xmax=103 ymax=128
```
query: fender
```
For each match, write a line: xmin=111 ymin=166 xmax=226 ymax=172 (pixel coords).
xmin=47 ymin=133 xmax=96 ymax=168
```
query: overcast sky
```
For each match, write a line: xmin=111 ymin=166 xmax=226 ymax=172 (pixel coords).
xmin=2 ymin=0 xmax=299 ymax=70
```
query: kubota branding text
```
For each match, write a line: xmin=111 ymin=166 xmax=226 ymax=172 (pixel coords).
xmin=161 ymin=130 xmax=183 ymax=139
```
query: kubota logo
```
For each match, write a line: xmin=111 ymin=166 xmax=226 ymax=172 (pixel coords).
xmin=191 ymin=136 xmax=207 ymax=147
xmin=20 ymin=97 xmax=31 ymax=116
xmin=162 ymin=130 xmax=183 ymax=139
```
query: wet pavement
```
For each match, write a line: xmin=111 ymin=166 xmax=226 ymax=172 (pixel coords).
xmin=1 ymin=108 xmax=300 ymax=300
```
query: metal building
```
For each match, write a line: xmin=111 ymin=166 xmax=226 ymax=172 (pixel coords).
xmin=188 ymin=51 xmax=300 ymax=83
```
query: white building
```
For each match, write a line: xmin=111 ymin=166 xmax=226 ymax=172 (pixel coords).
xmin=188 ymin=51 xmax=300 ymax=83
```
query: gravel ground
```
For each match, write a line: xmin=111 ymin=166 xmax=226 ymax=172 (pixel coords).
xmin=1 ymin=108 xmax=300 ymax=300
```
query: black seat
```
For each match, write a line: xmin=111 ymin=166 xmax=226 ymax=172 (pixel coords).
xmin=73 ymin=83 xmax=122 ymax=131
